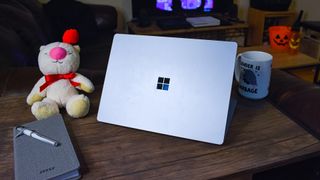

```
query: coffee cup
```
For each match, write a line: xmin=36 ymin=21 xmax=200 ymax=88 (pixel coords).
xmin=235 ymin=51 xmax=273 ymax=99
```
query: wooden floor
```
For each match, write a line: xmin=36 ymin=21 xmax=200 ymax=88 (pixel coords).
xmin=278 ymin=46 xmax=320 ymax=83
xmin=287 ymin=67 xmax=318 ymax=83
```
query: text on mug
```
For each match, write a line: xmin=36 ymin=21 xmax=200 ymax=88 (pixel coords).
xmin=239 ymin=85 xmax=258 ymax=94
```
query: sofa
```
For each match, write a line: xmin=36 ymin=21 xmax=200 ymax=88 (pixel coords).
xmin=269 ymin=70 xmax=320 ymax=140
xmin=0 ymin=0 xmax=117 ymax=70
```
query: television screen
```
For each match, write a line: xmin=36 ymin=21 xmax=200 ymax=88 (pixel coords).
xmin=132 ymin=0 xmax=232 ymax=19
xmin=156 ymin=0 xmax=214 ymax=12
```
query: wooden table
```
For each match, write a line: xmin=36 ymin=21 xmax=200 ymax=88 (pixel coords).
xmin=1 ymin=87 xmax=320 ymax=179
xmin=238 ymin=46 xmax=320 ymax=84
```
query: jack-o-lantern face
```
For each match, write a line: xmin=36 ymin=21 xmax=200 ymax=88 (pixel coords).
xmin=269 ymin=26 xmax=292 ymax=51
xmin=273 ymin=34 xmax=289 ymax=46
xmin=289 ymin=33 xmax=301 ymax=50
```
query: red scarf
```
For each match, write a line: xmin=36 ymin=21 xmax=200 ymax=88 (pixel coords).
xmin=40 ymin=72 xmax=80 ymax=92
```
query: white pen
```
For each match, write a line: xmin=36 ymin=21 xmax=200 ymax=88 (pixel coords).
xmin=16 ymin=126 xmax=60 ymax=147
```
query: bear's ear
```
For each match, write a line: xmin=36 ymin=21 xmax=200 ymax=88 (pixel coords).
xmin=39 ymin=46 xmax=46 ymax=51
xmin=73 ymin=45 xmax=80 ymax=52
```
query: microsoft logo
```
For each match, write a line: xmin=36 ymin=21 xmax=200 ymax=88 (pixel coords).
xmin=156 ymin=77 xmax=170 ymax=91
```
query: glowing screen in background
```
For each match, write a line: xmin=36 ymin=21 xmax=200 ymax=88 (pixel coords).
xmin=156 ymin=0 xmax=214 ymax=12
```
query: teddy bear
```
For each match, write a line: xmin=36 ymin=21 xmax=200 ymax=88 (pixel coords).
xmin=26 ymin=29 xmax=94 ymax=120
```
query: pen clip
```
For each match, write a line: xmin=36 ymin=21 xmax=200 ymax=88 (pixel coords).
xmin=15 ymin=126 xmax=25 ymax=138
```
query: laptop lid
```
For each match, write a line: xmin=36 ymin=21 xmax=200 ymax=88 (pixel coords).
xmin=97 ymin=34 xmax=237 ymax=145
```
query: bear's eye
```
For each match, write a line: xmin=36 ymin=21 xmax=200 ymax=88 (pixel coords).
xmin=67 ymin=51 xmax=73 ymax=55
xmin=44 ymin=52 xmax=48 ymax=55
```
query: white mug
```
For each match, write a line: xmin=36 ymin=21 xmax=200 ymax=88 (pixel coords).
xmin=235 ymin=51 xmax=273 ymax=99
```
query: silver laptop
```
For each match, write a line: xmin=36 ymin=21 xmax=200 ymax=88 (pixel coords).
xmin=97 ymin=34 xmax=237 ymax=145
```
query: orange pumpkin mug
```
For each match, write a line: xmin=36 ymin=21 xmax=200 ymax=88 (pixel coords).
xmin=269 ymin=26 xmax=292 ymax=51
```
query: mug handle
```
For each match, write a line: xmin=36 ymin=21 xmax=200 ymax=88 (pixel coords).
xmin=234 ymin=53 xmax=242 ymax=82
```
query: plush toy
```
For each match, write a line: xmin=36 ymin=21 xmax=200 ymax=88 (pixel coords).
xmin=27 ymin=29 xmax=94 ymax=120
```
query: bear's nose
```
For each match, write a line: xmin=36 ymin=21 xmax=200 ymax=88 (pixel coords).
xmin=49 ymin=47 xmax=67 ymax=60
